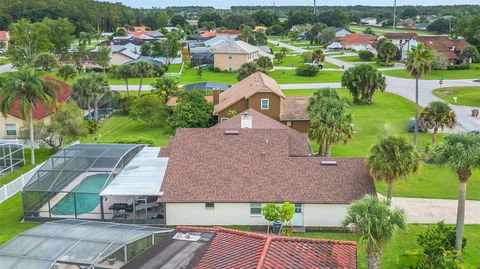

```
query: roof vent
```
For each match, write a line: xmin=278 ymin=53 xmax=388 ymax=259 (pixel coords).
xmin=241 ymin=114 xmax=252 ymax=128
xmin=321 ymin=160 xmax=337 ymax=166
xmin=224 ymin=130 xmax=240 ymax=135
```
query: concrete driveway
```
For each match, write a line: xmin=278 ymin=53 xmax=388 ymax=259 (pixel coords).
xmin=0 ymin=63 xmax=15 ymax=74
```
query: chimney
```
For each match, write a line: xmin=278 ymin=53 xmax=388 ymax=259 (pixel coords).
xmin=241 ymin=112 xmax=252 ymax=128
xmin=213 ymin=88 xmax=220 ymax=105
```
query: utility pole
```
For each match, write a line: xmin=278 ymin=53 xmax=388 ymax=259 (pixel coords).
xmin=393 ymin=0 xmax=397 ymax=31
xmin=313 ymin=0 xmax=317 ymax=23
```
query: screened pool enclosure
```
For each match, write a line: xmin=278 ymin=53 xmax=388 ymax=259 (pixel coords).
xmin=0 ymin=219 xmax=173 ymax=269
xmin=0 ymin=143 xmax=24 ymax=179
xmin=23 ymin=144 xmax=168 ymax=224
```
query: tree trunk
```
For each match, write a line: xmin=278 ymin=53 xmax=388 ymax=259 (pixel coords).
xmin=29 ymin=108 xmax=36 ymax=165
xmin=432 ymin=127 xmax=438 ymax=144
xmin=87 ymin=98 xmax=92 ymax=121
xmin=325 ymin=143 xmax=332 ymax=157
xmin=125 ymin=79 xmax=129 ymax=97
xmin=413 ymin=77 xmax=419 ymax=147
xmin=386 ymin=180 xmax=394 ymax=200
xmin=94 ymin=97 xmax=99 ymax=123
xmin=138 ymin=77 xmax=143 ymax=98
xmin=366 ymin=247 xmax=382 ymax=269
xmin=456 ymin=181 xmax=467 ymax=251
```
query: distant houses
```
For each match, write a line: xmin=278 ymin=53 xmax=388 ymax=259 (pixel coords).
xmin=338 ymin=33 xmax=377 ymax=53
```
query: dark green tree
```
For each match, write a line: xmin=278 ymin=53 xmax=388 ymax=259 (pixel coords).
xmin=169 ymin=91 xmax=213 ymax=129
xmin=341 ymin=64 xmax=386 ymax=104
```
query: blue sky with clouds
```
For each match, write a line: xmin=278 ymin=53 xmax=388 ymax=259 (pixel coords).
xmin=100 ymin=0 xmax=479 ymax=9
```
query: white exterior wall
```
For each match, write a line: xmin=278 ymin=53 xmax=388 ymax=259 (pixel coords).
xmin=303 ymin=204 xmax=348 ymax=227
xmin=166 ymin=203 xmax=349 ymax=227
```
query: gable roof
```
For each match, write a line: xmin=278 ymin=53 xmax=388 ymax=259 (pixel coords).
xmin=214 ymin=72 xmax=285 ymax=115
xmin=175 ymin=226 xmax=357 ymax=269
xmin=213 ymin=108 xmax=293 ymax=130
xmin=339 ymin=33 xmax=377 ymax=44
xmin=280 ymin=96 xmax=310 ymax=121
xmin=415 ymin=36 xmax=469 ymax=60
xmin=158 ymin=127 xmax=375 ymax=204
xmin=7 ymin=77 xmax=71 ymax=120
xmin=114 ymin=48 xmax=140 ymax=60
xmin=211 ymin=40 xmax=259 ymax=54
xmin=383 ymin=32 xmax=417 ymax=40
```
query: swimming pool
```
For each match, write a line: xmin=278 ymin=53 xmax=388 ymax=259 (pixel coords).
xmin=51 ymin=174 xmax=109 ymax=216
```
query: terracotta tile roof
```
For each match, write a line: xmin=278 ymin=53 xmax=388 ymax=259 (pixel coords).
xmin=279 ymin=96 xmax=309 ymax=121
xmin=177 ymin=226 xmax=357 ymax=269
xmin=216 ymin=29 xmax=241 ymax=35
xmin=383 ymin=32 xmax=417 ymax=40
xmin=7 ymin=77 xmax=71 ymax=120
xmin=339 ymin=33 xmax=377 ymax=45
xmin=213 ymin=108 xmax=293 ymax=130
xmin=415 ymin=36 xmax=469 ymax=60
xmin=0 ymin=31 xmax=8 ymax=40
xmin=200 ymin=31 xmax=216 ymax=38
xmin=158 ymin=127 xmax=375 ymax=203
xmin=214 ymin=72 xmax=285 ymax=115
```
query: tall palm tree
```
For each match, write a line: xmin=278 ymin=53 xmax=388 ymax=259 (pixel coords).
xmin=405 ymin=43 xmax=434 ymax=146
xmin=114 ymin=64 xmax=136 ymax=97
xmin=89 ymin=73 xmax=110 ymax=122
xmin=367 ymin=135 xmax=420 ymax=200
xmin=419 ymin=101 xmax=457 ymax=144
xmin=0 ymin=68 xmax=59 ymax=164
xmin=72 ymin=76 xmax=94 ymax=120
xmin=312 ymin=48 xmax=325 ymax=63
xmin=307 ymin=88 xmax=354 ymax=157
xmin=69 ymin=43 xmax=90 ymax=73
xmin=429 ymin=133 xmax=480 ymax=251
xmin=343 ymin=195 xmax=406 ymax=269
xmin=134 ymin=61 xmax=153 ymax=97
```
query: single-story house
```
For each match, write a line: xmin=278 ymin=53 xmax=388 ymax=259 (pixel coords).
xmin=213 ymin=72 xmax=310 ymax=132
xmin=379 ymin=33 xmax=418 ymax=60
xmin=0 ymin=31 xmax=10 ymax=49
xmin=360 ymin=17 xmax=377 ymax=26
xmin=183 ymin=82 xmax=231 ymax=92
xmin=339 ymin=33 xmax=377 ymax=53
xmin=157 ymin=110 xmax=376 ymax=227
xmin=211 ymin=40 xmax=261 ymax=71
xmin=216 ymin=29 xmax=241 ymax=39
xmin=329 ymin=27 xmax=351 ymax=38
xmin=0 ymin=78 xmax=71 ymax=139
xmin=326 ymin=41 xmax=343 ymax=50
xmin=111 ymin=48 xmax=140 ymax=65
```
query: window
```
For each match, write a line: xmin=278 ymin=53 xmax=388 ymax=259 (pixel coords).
xmin=5 ymin=124 xmax=16 ymax=136
xmin=205 ymin=202 xmax=215 ymax=209
xmin=250 ymin=203 xmax=261 ymax=215
xmin=295 ymin=203 xmax=302 ymax=214
xmin=260 ymin=99 xmax=269 ymax=110
xmin=228 ymin=54 xmax=232 ymax=60
xmin=220 ymin=117 xmax=229 ymax=123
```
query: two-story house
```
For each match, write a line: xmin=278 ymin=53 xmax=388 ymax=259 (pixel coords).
xmin=211 ymin=40 xmax=260 ymax=72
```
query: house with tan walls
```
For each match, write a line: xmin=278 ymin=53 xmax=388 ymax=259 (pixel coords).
xmin=213 ymin=72 xmax=310 ymax=133
xmin=157 ymin=112 xmax=376 ymax=228
xmin=211 ymin=40 xmax=260 ymax=71
xmin=0 ymin=78 xmax=71 ymax=139
xmin=110 ymin=48 xmax=140 ymax=65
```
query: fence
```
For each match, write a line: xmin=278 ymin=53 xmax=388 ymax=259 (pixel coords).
xmin=0 ymin=164 xmax=41 ymax=204
xmin=164 ymin=61 xmax=185 ymax=78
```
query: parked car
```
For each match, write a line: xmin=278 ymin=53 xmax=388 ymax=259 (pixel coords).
xmin=305 ymin=62 xmax=324 ymax=69
xmin=407 ymin=117 xmax=427 ymax=133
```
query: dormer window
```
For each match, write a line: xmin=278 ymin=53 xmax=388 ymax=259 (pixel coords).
xmin=261 ymin=99 xmax=269 ymax=110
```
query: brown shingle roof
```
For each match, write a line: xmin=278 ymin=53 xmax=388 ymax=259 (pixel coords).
xmin=415 ymin=36 xmax=469 ymax=60
xmin=213 ymin=72 xmax=285 ymax=115
xmin=280 ymin=96 xmax=310 ymax=121
xmin=339 ymin=33 xmax=377 ymax=45
xmin=158 ymin=128 xmax=375 ymax=203
xmin=383 ymin=32 xmax=417 ymax=40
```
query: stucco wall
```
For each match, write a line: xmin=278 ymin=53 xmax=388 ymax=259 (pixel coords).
xmin=216 ymin=99 xmax=249 ymax=121
xmin=110 ymin=53 xmax=134 ymax=65
xmin=166 ymin=202 xmax=349 ymax=227
xmin=214 ymin=51 xmax=259 ymax=72
xmin=303 ymin=204 xmax=348 ymax=227
xmin=248 ymin=93 xmax=282 ymax=121
xmin=0 ymin=115 xmax=51 ymax=139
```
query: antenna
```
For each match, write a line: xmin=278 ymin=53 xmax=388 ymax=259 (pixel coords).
xmin=393 ymin=0 xmax=397 ymax=31
xmin=313 ymin=0 xmax=317 ymax=16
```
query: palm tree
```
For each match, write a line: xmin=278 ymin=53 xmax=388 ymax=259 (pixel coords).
xmin=429 ymin=133 xmax=480 ymax=251
xmin=89 ymin=73 xmax=110 ymax=122
xmin=405 ymin=43 xmax=435 ymax=147
xmin=307 ymin=88 xmax=354 ymax=157
xmin=312 ymin=48 xmax=325 ymax=63
xmin=113 ymin=64 xmax=136 ymax=97
xmin=343 ymin=195 xmax=406 ymax=269
xmin=72 ymin=76 xmax=94 ymax=120
xmin=367 ymin=136 xmax=420 ymax=200
xmin=134 ymin=61 xmax=153 ymax=97
xmin=0 ymin=68 xmax=59 ymax=164
xmin=419 ymin=101 xmax=457 ymax=144
xmin=69 ymin=43 xmax=90 ymax=73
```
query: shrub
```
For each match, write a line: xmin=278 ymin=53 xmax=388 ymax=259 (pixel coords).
xmin=208 ymin=65 xmax=221 ymax=72
xmin=86 ymin=120 xmax=98 ymax=134
xmin=112 ymin=137 xmax=155 ymax=146
xmin=446 ymin=63 xmax=470 ymax=70
xmin=295 ymin=65 xmax=319 ymax=77
xmin=376 ymin=60 xmax=395 ymax=67
xmin=118 ymin=95 xmax=136 ymax=115
xmin=359 ymin=50 xmax=374 ymax=61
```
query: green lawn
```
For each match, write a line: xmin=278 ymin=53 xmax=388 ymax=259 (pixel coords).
xmin=297 ymin=224 xmax=480 ymax=269
xmin=282 ymin=88 xmax=480 ymax=200
xmin=269 ymin=70 xmax=343 ymax=84
xmin=0 ymin=58 xmax=10 ymax=65
xmin=178 ymin=67 xmax=237 ymax=85
xmin=432 ymin=86 xmax=480 ymax=107
xmin=0 ymin=193 xmax=39 ymax=245
xmin=349 ymin=25 xmax=437 ymax=36
xmin=383 ymin=65 xmax=480 ymax=80
xmin=0 ymin=148 xmax=55 ymax=187
xmin=276 ymin=56 xmax=340 ymax=69
xmin=335 ymin=55 xmax=376 ymax=63
xmin=269 ymin=45 xmax=294 ymax=54
xmin=166 ymin=63 xmax=183 ymax=73
xmin=81 ymin=115 xmax=172 ymax=147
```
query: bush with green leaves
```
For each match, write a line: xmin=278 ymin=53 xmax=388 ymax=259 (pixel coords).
xmin=359 ymin=50 xmax=375 ymax=61
xmin=86 ymin=120 xmax=98 ymax=134
xmin=414 ymin=221 xmax=466 ymax=269
xmin=341 ymin=64 xmax=386 ymax=104
xmin=237 ymin=62 xmax=258 ymax=81
xmin=295 ymin=64 xmax=319 ymax=77
xmin=169 ymin=91 xmax=213 ymax=129
xmin=446 ymin=64 xmax=470 ymax=70
xmin=112 ymin=137 xmax=155 ymax=146
xmin=129 ymin=94 xmax=169 ymax=128
xmin=261 ymin=202 xmax=295 ymax=236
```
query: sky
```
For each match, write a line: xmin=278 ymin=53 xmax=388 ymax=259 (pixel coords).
xmin=100 ymin=0 xmax=479 ymax=9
